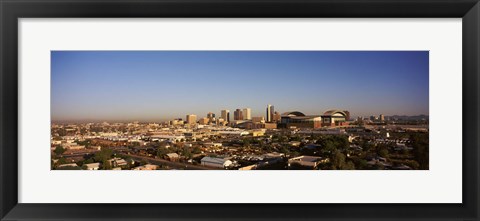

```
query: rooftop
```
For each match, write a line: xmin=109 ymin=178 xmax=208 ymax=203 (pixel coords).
xmin=289 ymin=155 xmax=323 ymax=162
xmin=201 ymin=156 xmax=230 ymax=164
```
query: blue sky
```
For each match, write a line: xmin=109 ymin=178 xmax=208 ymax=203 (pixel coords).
xmin=51 ymin=51 xmax=429 ymax=122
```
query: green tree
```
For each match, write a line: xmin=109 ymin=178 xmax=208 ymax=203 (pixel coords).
xmin=316 ymin=135 xmax=349 ymax=154
xmin=94 ymin=147 xmax=113 ymax=162
xmin=344 ymin=161 xmax=355 ymax=170
xmin=411 ymin=133 xmax=429 ymax=170
xmin=374 ymin=162 xmax=385 ymax=170
xmin=54 ymin=145 xmax=66 ymax=155
xmin=242 ymin=139 xmax=251 ymax=147
xmin=56 ymin=157 xmax=67 ymax=165
xmin=362 ymin=140 xmax=374 ymax=152
xmin=403 ymin=160 xmax=420 ymax=170
xmin=56 ymin=128 xmax=67 ymax=136
xmin=330 ymin=150 xmax=355 ymax=170
xmin=356 ymin=159 xmax=368 ymax=170
xmin=278 ymin=146 xmax=290 ymax=156
xmin=157 ymin=147 xmax=169 ymax=158
xmin=192 ymin=146 xmax=201 ymax=154
xmin=377 ymin=147 xmax=389 ymax=158
xmin=53 ymin=157 xmax=69 ymax=169
xmin=102 ymin=159 xmax=112 ymax=170
xmin=182 ymin=147 xmax=193 ymax=159
xmin=76 ymin=139 xmax=91 ymax=147
xmin=331 ymin=150 xmax=346 ymax=170
xmin=84 ymin=158 xmax=94 ymax=164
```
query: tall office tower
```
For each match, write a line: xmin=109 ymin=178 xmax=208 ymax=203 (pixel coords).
xmin=343 ymin=110 xmax=351 ymax=121
xmin=234 ymin=109 xmax=243 ymax=120
xmin=221 ymin=109 xmax=230 ymax=123
xmin=207 ymin=112 xmax=215 ymax=123
xmin=272 ymin=111 xmax=281 ymax=122
xmin=243 ymin=108 xmax=252 ymax=120
xmin=266 ymin=104 xmax=272 ymax=122
xmin=186 ymin=114 xmax=197 ymax=125
xmin=266 ymin=104 xmax=274 ymax=122
xmin=379 ymin=114 xmax=385 ymax=121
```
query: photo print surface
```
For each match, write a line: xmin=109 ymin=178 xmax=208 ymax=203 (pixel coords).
xmin=51 ymin=51 xmax=429 ymax=171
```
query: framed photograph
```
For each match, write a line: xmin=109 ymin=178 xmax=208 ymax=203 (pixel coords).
xmin=1 ymin=0 xmax=479 ymax=220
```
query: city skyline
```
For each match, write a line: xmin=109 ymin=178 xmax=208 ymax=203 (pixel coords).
xmin=51 ymin=51 xmax=429 ymax=122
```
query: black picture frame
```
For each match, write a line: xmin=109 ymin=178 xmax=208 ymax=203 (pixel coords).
xmin=1 ymin=0 xmax=479 ymax=220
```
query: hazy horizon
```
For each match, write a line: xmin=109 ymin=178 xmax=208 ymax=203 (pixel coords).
xmin=51 ymin=51 xmax=429 ymax=122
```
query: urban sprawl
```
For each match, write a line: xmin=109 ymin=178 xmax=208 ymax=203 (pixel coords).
xmin=51 ymin=105 xmax=429 ymax=170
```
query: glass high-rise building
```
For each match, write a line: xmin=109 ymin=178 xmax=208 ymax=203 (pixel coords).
xmin=221 ymin=109 xmax=230 ymax=122
xmin=186 ymin=114 xmax=197 ymax=125
xmin=234 ymin=109 xmax=243 ymax=120
xmin=207 ymin=112 xmax=215 ymax=123
xmin=243 ymin=108 xmax=252 ymax=120
xmin=266 ymin=104 xmax=274 ymax=122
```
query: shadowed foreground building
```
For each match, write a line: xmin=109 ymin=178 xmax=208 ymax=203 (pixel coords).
xmin=280 ymin=111 xmax=322 ymax=128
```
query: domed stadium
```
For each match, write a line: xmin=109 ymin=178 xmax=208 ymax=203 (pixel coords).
xmin=279 ymin=110 xmax=351 ymax=128
xmin=280 ymin=111 xmax=322 ymax=128
xmin=321 ymin=110 xmax=350 ymax=127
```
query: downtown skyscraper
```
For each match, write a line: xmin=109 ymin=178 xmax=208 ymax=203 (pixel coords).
xmin=221 ymin=109 xmax=230 ymax=122
xmin=234 ymin=109 xmax=243 ymax=120
xmin=266 ymin=104 xmax=274 ymax=122
xmin=243 ymin=108 xmax=252 ymax=120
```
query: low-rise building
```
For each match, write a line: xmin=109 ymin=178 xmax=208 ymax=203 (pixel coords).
xmin=109 ymin=158 xmax=128 ymax=167
xmin=166 ymin=153 xmax=180 ymax=162
xmin=239 ymin=164 xmax=257 ymax=170
xmin=289 ymin=141 xmax=302 ymax=147
xmin=84 ymin=162 xmax=101 ymax=170
xmin=88 ymin=145 xmax=102 ymax=150
xmin=203 ymin=142 xmax=222 ymax=148
xmin=63 ymin=143 xmax=86 ymax=150
xmin=133 ymin=164 xmax=159 ymax=170
xmin=200 ymin=157 xmax=233 ymax=168
xmin=57 ymin=163 xmax=79 ymax=168
xmin=150 ymin=134 xmax=185 ymax=143
xmin=288 ymin=156 xmax=325 ymax=169
xmin=251 ymin=129 xmax=265 ymax=137
xmin=217 ymin=130 xmax=249 ymax=136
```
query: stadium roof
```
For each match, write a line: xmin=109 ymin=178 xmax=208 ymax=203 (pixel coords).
xmin=323 ymin=110 xmax=347 ymax=117
xmin=281 ymin=111 xmax=306 ymax=117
